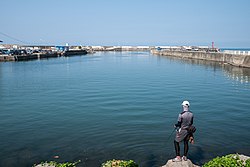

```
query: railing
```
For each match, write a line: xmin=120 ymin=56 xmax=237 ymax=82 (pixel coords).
xmin=223 ymin=50 xmax=250 ymax=55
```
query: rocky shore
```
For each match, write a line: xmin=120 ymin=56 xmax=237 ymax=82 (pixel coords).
xmin=34 ymin=154 xmax=250 ymax=167
xmin=161 ymin=154 xmax=250 ymax=167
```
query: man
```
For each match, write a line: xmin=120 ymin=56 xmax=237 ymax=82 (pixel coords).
xmin=172 ymin=100 xmax=194 ymax=162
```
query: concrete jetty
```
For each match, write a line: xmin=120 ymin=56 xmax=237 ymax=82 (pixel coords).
xmin=151 ymin=50 xmax=250 ymax=68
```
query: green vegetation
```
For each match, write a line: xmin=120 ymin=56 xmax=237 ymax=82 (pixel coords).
xmin=203 ymin=154 xmax=250 ymax=167
xmin=34 ymin=160 xmax=81 ymax=167
xmin=246 ymin=159 xmax=250 ymax=167
xmin=34 ymin=154 xmax=250 ymax=167
xmin=101 ymin=159 xmax=139 ymax=167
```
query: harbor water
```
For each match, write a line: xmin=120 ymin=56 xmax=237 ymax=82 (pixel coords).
xmin=0 ymin=51 xmax=250 ymax=167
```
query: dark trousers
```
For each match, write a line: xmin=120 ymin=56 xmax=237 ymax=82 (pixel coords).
xmin=174 ymin=135 xmax=189 ymax=156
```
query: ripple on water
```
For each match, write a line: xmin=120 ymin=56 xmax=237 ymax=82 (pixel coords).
xmin=0 ymin=52 xmax=250 ymax=167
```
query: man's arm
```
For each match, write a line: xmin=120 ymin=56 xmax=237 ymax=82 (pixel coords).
xmin=175 ymin=114 xmax=182 ymax=128
xmin=175 ymin=121 xmax=181 ymax=128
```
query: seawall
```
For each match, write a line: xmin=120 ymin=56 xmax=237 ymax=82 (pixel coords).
xmin=151 ymin=50 xmax=250 ymax=68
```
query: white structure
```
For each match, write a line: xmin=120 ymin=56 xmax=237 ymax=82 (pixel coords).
xmin=224 ymin=50 xmax=250 ymax=55
xmin=0 ymin=45 xmax=5 ymax=49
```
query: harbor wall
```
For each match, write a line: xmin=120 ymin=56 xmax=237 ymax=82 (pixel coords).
xmin=0 ymin=50 xmax=88 ymax=62
xmin=151 ymin=50 xmax=250 ymax=68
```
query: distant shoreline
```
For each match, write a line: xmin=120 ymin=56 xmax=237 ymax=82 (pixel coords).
xmin=1 ymin=44 xmax=250 ymax=66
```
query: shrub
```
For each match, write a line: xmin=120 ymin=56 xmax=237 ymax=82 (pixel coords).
xmin=246 ymin=159 xmax=250 ymax=167
xmin=101 ymin=159 xmax=139 ymax=167
xmin=203 ymin=154 xmax=244 ymax=167
xmin=34 ymin=160 xmax=81 ymax=167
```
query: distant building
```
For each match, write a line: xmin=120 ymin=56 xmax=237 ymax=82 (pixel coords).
xmin=55 ymin=46 xmax=69 ymax=51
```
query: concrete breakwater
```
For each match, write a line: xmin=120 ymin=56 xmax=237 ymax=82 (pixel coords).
xmin=151 ymin=50 xmax=250 ymax=68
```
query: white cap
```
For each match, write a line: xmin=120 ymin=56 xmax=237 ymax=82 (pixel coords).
xmin=182 ymin=100 xmax=190 ymax=106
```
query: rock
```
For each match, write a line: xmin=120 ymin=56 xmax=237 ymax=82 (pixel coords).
xmin=34 ymin=163 xmax=55 ymax=167
xmin=238 ymin=154 xmax=250 ymax=161
xmin=161 ymin=159 xmax=200 ymax=167
xmin=237 ymin=154 xmax=250 ymax=166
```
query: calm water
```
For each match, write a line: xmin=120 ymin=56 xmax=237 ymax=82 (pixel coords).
xmin=0 ymin=52 xmax=250 ymax=167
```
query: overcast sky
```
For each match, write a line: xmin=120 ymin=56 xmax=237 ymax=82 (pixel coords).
xmin=1 ymin=0 xmax=250 ymax=48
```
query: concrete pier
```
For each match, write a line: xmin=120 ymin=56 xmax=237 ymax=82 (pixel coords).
xmin=151 ymin=50 xmax=250 ymax=68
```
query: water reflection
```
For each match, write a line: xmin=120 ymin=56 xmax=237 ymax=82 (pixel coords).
xmin=223 ymin=65 xmax=250 ymax=84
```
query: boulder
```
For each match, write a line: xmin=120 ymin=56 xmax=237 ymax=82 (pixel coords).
xmin=162 ymin=159 xmax=200 ymax=167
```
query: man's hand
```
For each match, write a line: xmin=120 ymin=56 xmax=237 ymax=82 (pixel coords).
xmin=189 ymin=136 xmax=194 ymax=144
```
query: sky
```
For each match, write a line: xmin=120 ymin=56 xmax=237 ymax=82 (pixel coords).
xmin=1 ymin=0 xmax=250 ymax=48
